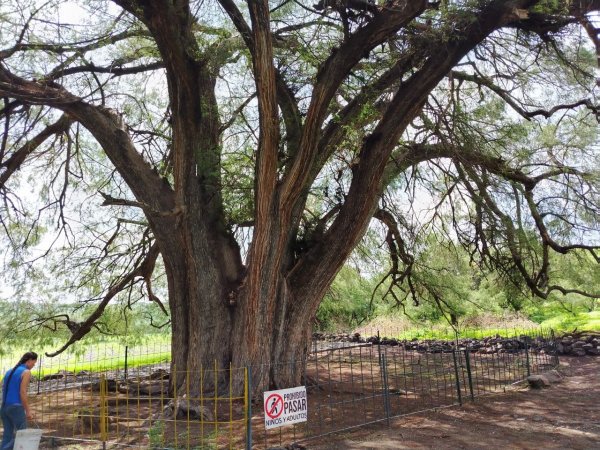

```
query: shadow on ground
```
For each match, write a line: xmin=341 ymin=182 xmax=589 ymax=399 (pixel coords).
xmin=308 ymin=356 xmax=600 ymax=450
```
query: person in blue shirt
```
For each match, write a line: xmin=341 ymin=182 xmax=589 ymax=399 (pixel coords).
xmin=0 ymin=352 xmax=38 ymax=450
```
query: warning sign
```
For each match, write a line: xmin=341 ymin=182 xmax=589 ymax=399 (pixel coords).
xmin=263 ymin=386 xmax=307 ymax=429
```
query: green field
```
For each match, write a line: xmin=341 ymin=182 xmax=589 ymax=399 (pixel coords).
xmin=539 ymin=310 xmax=600 ymax=332
xmin=2 ymin=311 xmax=598 ymax=377
xmin=0 ymin=334 xmax=171 ymax=376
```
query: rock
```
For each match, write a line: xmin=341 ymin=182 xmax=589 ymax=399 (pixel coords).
xmin=89 ymin=378 xmax=119 ymax=392
xmin=585 ymin=346 xmax=600 ymax=355
xmin=267 ymin=444 xmax=306 ymax=450
xmin=149 ymin=368 xmax=169 ymax=380
xmin=120 ymin=379 xmax=168 ymax=396
xmin=572 ymin=348 xmax=587 ymax=356
xmin=163 ymin=396 xmax=214 ymax=421
xmin=543 ymin=370 xmax=562 ymax=383
xmin=140 ymin=380 xmax=169 ymax=395
xmin=58 ymin=370 xmax=75 ymax=376
xmin=40 ymin=370 xmax=75 ymax=381
xmin=527 ymin=375 xmax=550 ymax=389
xmin=42 ymin=373 xmax=64 ymax=381
xmin=389 ymin=388 xmax=410 ymax=396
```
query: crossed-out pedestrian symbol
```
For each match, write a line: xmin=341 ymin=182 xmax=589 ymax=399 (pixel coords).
xmin=265 ymin=393 xmax=284 ymax=419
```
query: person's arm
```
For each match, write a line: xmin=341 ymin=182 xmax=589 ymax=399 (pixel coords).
xmin=20 ymin=370 xmax=33 ymax=420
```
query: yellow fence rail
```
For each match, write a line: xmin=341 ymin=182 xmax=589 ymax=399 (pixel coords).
xmin=23 ymin=363 xmax=249 ymax=449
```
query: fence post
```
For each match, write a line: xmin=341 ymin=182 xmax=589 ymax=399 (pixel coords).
xmin=377 ymin=329 xmax=382 ymax=367
xmin=452 ymin=350 xmax=462 ymax=406
xmin=524 ymin=337 xmax=531 ymax=377
xmin=124 ymin=346 xmax=129 ymax=381
xmin=246 ymin=366 xmax=253 ymax=450
xmin=463 ymin=348 xmax=474 ymax=401
xmin=550 ymin=329 xmax=559 ymax=367
xmin=36 ymin=356 xmax=42 ymax=395
xmin=100 ymin=375 xmax=108 ymax=446
xmin=381 ymin=353 xmax=391 ymax=427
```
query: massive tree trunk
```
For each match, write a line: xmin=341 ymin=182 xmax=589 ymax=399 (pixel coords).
xmin=154 ymin=0 xmax=543 ymax=396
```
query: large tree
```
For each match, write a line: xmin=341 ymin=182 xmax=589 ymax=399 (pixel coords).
xmin=1 ymin=0 xmax=600 ymax=393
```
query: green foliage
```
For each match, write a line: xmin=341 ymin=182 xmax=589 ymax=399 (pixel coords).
xmin=149 ymin=421 xmax=220 ymax=450
xmin=325 ymin=232 xmax=600 ymax=334
xmin=538 ymin=311 xmax=600 ymax=331
xmin=0 ymin=298 xmax=171 ymax=358
xmin=531 ymin=0 xmax=568 ymax=15
xmin=148 ymin=420 xmax=165 ymax=449
xmin=316 ymin=266 xmax=378 ymax=330
xmin=384 ymin=325 xmax=541 ymax=341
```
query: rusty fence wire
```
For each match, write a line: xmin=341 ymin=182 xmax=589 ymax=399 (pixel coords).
xmin=257 ymin=328 xmax=559 ymax=448
xmin=0 ymin=329 xmax=558 ymax=449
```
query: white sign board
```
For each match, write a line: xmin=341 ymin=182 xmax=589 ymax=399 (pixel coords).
xmin=263 ymin=386 xmax=308 ymax=429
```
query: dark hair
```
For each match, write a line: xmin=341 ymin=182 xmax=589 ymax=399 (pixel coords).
xmin=16 ymin=352 xmax=38 ymax=365
xmin=2 ymin=351 xmax=38 ymax=406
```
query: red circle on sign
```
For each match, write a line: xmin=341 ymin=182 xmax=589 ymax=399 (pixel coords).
xmin=265 ymin=393 xmax=284 ymax=419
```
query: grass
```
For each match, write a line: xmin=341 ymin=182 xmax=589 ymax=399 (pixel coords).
xmin=356 ymin=310 xmax=600 ymax=341
xmin=353 ymin=312 xmax=543 ymax=341
xmin=539 ymin=310 xmax=600 ymax=332
xmin=0 ymin=334 xmax=171 ymax=376
xmin=148 ymin=421 xmax=221 ymax=449
xmin=386 ymin=326 xmax=544 ymax=341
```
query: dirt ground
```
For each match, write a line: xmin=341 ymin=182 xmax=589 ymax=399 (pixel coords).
xmin=308 ymin=356 xmax=600 ymax=450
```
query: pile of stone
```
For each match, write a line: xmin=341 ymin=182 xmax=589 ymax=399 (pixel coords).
xmin=313 ymin=330 xmax=599 ymax=357
xmin=554 ymin=332 xmax=600 ymax=356
xmin=312 ymin=332 xmax=362 ymax=343
xmin=32 ymin=366 xmax=171 ymax=395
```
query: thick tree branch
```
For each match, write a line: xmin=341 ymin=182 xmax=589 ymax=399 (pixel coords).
xmin=218 ymin=0 xmax=302 ymax=162
xmin=451 ymin=71 xmax=599 ymax=120
xmin=289 ymin=0 xmax=580 ymax=301
xmin=317 ymin=50 xmax=424 ymax=171
xmin=51 ymin=61 xmax=164 ymax=79
xmin=0 ymin=114 xmax=73 ymax=189
xmin=247 ymin=0 xmax=280 ymax=233
xmin=384 ymin=142 xmax=588 ymax=190
xmin=0 ymin=65 xmax=176 ymax=215
xmin=0 ymin=29 xmax=150 ymax=60
xmin=46 ymin=242 xmax=162 ymax=356
xmin=281 ymin=1 xmax=428 ymax=211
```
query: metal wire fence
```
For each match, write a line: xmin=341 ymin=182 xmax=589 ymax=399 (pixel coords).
xmin=0 ymin=328 xmax=559 ymax=449
xmin=258 ymin=328 xmax=559 ymax=447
